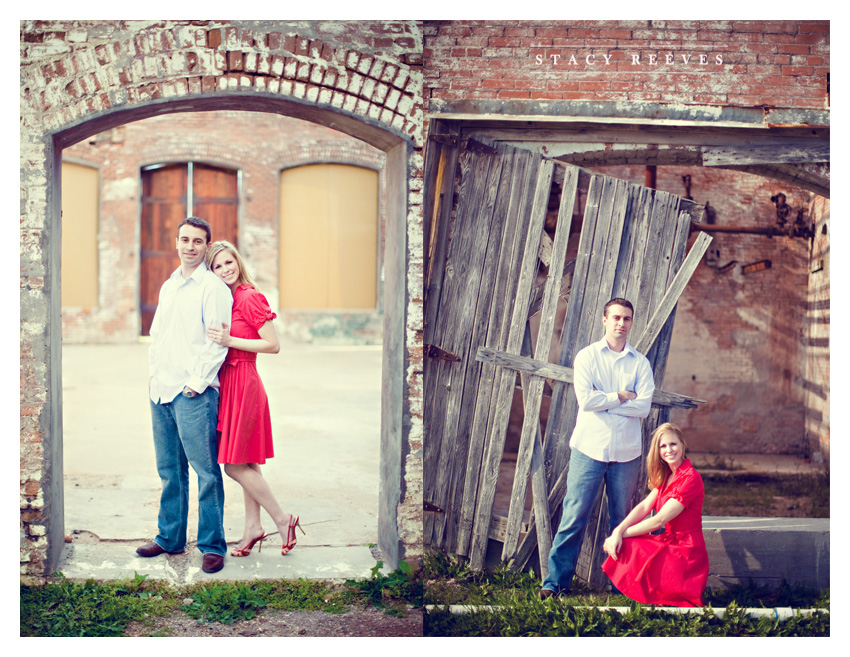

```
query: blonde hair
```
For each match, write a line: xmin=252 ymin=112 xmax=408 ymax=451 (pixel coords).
xmin=646 ymin=422 xmax=688 ymax=490
xmin=205 ymin=240 xmax=258 ymax=291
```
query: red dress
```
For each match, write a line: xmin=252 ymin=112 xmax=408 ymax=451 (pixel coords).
xmin=216 ymin=284 xmax=276 ymax=465
xmin=602 ymin=459 xmax=709 ymax=607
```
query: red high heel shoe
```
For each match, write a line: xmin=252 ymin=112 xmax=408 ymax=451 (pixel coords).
xmin=281 ymin=515 xmax=305 ymax=556
xmin=231 ymin=532 xmax=269 ymax=557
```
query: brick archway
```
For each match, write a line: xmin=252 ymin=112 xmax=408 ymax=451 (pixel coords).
xmin=20 ymin=20 xmax=424 ymax=575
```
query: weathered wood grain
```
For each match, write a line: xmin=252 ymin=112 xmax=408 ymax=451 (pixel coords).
xmin=468 ymin=159 xmax=554 ymax=571
xmin=502 ymin=165 xmax=579 ymax=563
xmin=424 ymin=142 xmax=500 ymax=547
xmin=702 ymin=142 xmax=829 ymax=166
xmin=424 ymin=121 xmax=461 ymax=341
xmin=456 ymin=145 xmax=541 ymax=556
xmin=432 ymin=143 xmax=518 ymax=551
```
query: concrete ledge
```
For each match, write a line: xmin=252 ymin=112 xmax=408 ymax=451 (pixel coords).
xmin=54 ymin=542 xmax=382 ymax=585
xmin=703 ymin=517 xmax=829 ymax=590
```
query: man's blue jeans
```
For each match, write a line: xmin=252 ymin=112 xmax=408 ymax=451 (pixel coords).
xmin=149 ymin=387 xmax=226 ymax=556
xmin=542 ymin=449 xmax=641 ymax=593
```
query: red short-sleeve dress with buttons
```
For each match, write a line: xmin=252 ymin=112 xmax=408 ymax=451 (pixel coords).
xmin=602 ymin=459 xmax=709 ymax=607
xmin=216 ymin=284 xmax=276 ymax=465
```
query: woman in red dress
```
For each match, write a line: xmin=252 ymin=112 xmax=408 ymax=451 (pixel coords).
xmin=205 ymin=241 xmax=303 ymax=557
xmin=601 ymin=422 xmax=709 ymax=607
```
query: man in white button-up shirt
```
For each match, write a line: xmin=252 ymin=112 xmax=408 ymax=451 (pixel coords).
xmin=541 ymin=298 xmax=655 ymax=597
xmin=136 ymin=217 xmax=233 ymax=575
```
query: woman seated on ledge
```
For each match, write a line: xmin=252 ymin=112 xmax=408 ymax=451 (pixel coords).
xmin=601 ymin=422 xmax=709 ymax=607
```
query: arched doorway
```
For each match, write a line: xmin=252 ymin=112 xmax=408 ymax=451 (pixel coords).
xmin=31 ymin=94 xmax=413 ymax=574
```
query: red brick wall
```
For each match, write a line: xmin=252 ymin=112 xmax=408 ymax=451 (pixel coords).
xmin=61 ymin=111 xmax=387 ymax=344
xmin=424 ymin=20 xmax=829 ymax=108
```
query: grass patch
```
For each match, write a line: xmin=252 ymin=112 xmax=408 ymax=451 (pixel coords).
xmin=422 ymin=552 xmax=829 ymax=637
xmin=346 ymin=560 xmax=422 ymax=615
xmin=20 ymin=562 xmax=421 ymax=637
xmin=181 ymin=581 xmax=267 ymax=625
xmin=425 ymin=602 xmax=829 ymax=637
xmin=20 ymin=572 xmax=175 ymax=637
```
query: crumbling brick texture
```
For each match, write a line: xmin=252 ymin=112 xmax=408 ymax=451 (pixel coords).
xmin=20 ymin=19 xmax=424 ymax=574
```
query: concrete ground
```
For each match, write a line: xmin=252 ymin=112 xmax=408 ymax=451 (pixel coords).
xmin=58 ymin=338 xmax=385 ymax=584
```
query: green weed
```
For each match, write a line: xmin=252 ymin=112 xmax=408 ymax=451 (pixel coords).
xmin=425 ymin=600 xmax=829 ymax=637
xmin=250 ymin=578 xmax=350 ymax=613
xmin=346 ymin=560 xmax=422 ymax=611
xmin=21 ymin=563 xmax=422 ymax=636
xmin=20 ymin=573 xmax=173 ymax=637
xmin=181 ymin=581 xmax=266 ymax=625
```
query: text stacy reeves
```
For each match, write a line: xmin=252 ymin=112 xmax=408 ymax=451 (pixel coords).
xmin=535 ymin=52 xmax=724 ymax=66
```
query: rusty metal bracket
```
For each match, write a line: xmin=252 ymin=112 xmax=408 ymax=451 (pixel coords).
xmin=428 ymin=133 xmax=458 ymax=146
xmin=742 ymin=259 xmax=772 ymax=274
xmin=424 ymin=501 xmax=444 ymax=513
xmin=425 ymin=344 xmax=461 ymax=362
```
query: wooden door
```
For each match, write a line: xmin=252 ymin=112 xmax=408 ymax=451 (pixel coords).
xmin=140 ymin=163 xmax=238 ymax=335
xmin=424 ymin=136 xmax=709 ymax=583
xmin=193 ymin=163 xmax=239 ymax=249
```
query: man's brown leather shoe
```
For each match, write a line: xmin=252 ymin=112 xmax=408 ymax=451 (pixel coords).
xmin=136 ymin=541 xmax=170 ymax=558
xmin=539 ymin=589 xmax=555 ymax=600
xmin=202 ymin=553 xmax=225 ymax=573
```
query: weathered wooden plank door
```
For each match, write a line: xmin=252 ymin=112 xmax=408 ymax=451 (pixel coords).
xmin=424 ymin=136 xmax=706 ymax=584
xmin=423 ymin=139 xmax=544 ymax=556
xmin=140 ymin=163 xmax=239 ymax=335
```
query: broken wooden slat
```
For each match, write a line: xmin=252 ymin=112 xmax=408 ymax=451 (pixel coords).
xmin=528 ymin=259 xmax=574 ymax=319
xmin=540 ymin=173 xmax=606 ymax=480
xmin=633 ymin=231 xmax=713 ymax=354
xmin=467 ymin=137 xmax=498 ymax=155
xmin=424 ymin=122 xmax=461 ymax=342
xmin=516 ymin=324 xmax=552 ymax=578
xmin=489 ymin=513 xmax=530 ymax=543
xmin=502 ymin=165 xmax=580 ymax=563
xmin=475 ymin=347 xmax=705 ymax=409
xmin=538 ymin=230 xmax=553 ymax=267
xmin=468 ymin=159 xmax=555 ymax=571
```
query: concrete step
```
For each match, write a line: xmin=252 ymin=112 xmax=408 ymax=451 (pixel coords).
xmin=704 ymin=517 xmax=829 ymax=590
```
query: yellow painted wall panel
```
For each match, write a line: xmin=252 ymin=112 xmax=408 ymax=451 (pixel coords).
xmin=61 ymin=162 xmax=99 ymax=307
xmin=279 ymin=164 xmax=378 ymax=309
